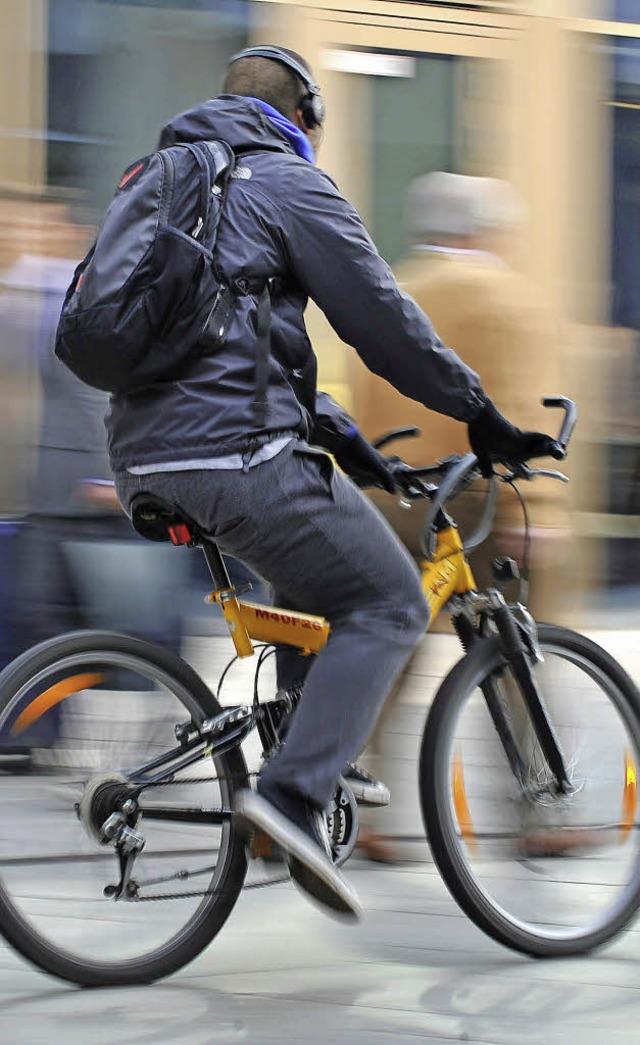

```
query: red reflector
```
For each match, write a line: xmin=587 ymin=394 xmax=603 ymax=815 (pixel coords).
xmin=77 ymin=273 xmax=85 ymax=291
xmin=168 ymin=523 xmax=192 ymax=546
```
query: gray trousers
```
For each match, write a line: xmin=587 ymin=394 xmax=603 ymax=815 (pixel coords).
xmin=116 ymin=441 xmax=429 ymax=809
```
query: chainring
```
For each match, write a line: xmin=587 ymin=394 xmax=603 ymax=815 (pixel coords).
xmin=327 ymin=777 xmax=359 ymax=867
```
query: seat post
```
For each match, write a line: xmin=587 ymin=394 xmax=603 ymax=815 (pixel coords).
xmin=200 ymin=537 xmax=233 ymax=592
xmin=200 ymin=536 xmax=255 ymax=658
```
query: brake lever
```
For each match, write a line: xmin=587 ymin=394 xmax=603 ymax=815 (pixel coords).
xmin=390 ymin=469 xmax=435 ymax=509
xmin=397 ymin=478 xmax=435 ymax=505
xmin=500 ymin=463 xmax=569 ymax=484
xmin=527 ymin=467 xmax=570 ymax=483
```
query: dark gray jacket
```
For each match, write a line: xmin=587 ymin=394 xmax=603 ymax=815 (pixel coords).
xmin=106 ymin=96 xmax=484 ymax=472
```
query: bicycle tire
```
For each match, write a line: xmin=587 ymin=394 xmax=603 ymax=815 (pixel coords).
xmin=420 ymin=623 xmax=640 ymax=957
xmin=0 ymin=630 xmax=248 ymax=987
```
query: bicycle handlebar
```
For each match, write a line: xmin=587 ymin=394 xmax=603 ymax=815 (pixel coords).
xmin=371 ymin=395 xmax=578 ymax=558
xmin=542 ymin=395 xmax=577 ymax=459
xmin=418 ymin=453 xmax=487 ymax=558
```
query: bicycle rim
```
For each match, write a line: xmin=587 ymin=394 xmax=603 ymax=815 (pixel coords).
xmin=0 ymin=632 xmax=248 ymax=985
xmin=422 ymin=625 xmax=640 ymax=956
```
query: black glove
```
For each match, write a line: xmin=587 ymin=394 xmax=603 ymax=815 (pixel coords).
xmin=468 ymin=397 xmax=563 ymax=478
xmin=332 ymin=430 xmax=399 ymax=493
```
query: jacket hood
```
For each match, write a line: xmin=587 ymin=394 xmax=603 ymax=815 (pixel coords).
xmin=157 ymin=95 xmax=293 ymax=156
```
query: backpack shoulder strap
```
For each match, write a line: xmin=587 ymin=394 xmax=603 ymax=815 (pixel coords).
xmin=253 ymin=278 xmax=276 ymax=429
xmin=194 ymin=139 xmax=276 ymax=429
xmin=177 ymin=140 xmax=235 ymax=253
xmin=195 ymin=138 xmax=235 ymax=176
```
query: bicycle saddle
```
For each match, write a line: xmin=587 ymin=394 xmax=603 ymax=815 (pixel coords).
xmin=129 ymin=492 xmax=201 ymax=546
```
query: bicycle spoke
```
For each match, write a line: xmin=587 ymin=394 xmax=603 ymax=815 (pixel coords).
xmin=0 ymin=634 xmax=248 ymax=984
xmin=423 ymin=626 xmax=640 ymax=956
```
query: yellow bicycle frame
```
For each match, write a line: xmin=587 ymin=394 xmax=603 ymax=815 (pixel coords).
xmin=213 ymin=522 xmax=476 ymax=659
xmin=419 ymin=525 xmax=476 ymax=623
xmin=9 ymin=524 xmax=475 ymax=736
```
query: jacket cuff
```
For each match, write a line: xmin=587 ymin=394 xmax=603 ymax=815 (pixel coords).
xmin=465 ymin=389 xmax=490 ymax=422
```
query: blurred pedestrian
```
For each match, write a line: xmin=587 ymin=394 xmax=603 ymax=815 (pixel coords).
xmin=0 ymin=195 xmax=187 ymax=754
xmin=355 ymin=172 xmax=569 ymax=861
xmin=0 ymin=194 xmax=267 ymax=716
xmin=354 ymin=172 xmax=568 ymax=609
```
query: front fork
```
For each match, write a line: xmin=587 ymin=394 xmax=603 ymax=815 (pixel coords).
xmin=453 ymin=592 xmax=571 ymax=794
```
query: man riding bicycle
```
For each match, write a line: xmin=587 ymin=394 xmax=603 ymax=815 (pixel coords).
xmin=109 ymin=45 xmax=560 ymax=918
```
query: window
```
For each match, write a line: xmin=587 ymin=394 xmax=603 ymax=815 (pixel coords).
xmin=47 ymin=0 xmax=251 ymax=205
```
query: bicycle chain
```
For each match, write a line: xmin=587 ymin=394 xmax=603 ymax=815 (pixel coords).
xmin=127 ymin=772 xmax=357 ymax=901
xmin=125 ymin=770 xmax=272 ymax=902
xmin=139 ymin=769 xmax=257 ymax=789
xmin=130 ymin=872 xmax=291 ymax=902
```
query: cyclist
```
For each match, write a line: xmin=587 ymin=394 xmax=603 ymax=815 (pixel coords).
xmin=109 ymin=46 xmax=561 ymax=918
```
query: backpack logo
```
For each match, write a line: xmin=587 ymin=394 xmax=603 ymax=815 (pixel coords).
xmin=231 ymin=165 xmax=252 ymax=180
xmin=118 ymin=160 xmax=146 ymax=190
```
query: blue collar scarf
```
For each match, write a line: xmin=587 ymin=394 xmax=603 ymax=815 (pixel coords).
xmin=247 ymin=97 xmax=315 ymax=164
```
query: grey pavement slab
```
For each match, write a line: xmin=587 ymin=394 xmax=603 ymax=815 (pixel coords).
xmin=2 ymin=861 xmax=640 ymax=1044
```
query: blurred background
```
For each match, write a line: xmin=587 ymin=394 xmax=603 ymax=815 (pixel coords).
xmin=0 ymin=0 xmax=639 ymax=667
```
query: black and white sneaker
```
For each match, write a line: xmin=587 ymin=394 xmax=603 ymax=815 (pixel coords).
xmin=233 ymin=786 xmax=362 ymax=920
xmin=344 ymin=763 xmax=391 ymax=807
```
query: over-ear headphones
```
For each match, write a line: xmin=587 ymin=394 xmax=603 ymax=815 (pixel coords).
xmin=228 ymin=45 xmax=326 ymax=130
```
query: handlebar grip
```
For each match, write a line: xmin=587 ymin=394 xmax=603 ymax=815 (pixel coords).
xmin=542 ymin=396 xmax=577 ymax=457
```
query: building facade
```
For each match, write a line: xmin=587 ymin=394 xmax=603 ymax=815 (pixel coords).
xmin=1 ymin=0 xmax=638 ymax=601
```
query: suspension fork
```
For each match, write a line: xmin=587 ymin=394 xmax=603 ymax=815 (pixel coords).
xmin=453 ymin=613 xmax=530 ymax=789
xmin=489 ymin=595 xmax=571 ymax=792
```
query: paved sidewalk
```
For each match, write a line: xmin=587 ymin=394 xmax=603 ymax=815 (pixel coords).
xmin=1 ymin=624 xmax=639 ymax=1044
xmin=2 ymin=854 xmax=640 ymax=1045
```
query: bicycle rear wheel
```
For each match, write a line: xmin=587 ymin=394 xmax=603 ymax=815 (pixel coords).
xmin=421 ymin=624 xmax=640 ymax=956
xmin=0 ymin=631 xmax=248 ymax=986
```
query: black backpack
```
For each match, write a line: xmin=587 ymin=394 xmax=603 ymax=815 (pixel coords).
xmin=55 ymin=139 xmax=273 ymax=412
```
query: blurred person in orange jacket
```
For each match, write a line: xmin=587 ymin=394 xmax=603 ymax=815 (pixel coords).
xmin=354 ymin=172 xmax=569 ymax=862
xmin=354 ymin=171 xmax=568 ymax=606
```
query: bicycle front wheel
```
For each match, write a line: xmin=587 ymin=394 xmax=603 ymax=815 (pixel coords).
xmin=0 ymin=631 xmax=248 ymax=987
xmin=421 ymin=624 xmax=640 ymax=957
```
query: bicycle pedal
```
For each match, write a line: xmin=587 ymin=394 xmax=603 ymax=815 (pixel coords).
xmin=202 ymin=706 xmax=252 ymax=736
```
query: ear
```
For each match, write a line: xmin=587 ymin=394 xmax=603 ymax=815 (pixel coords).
xmin=293 ymin=109 xmax=311 ymax=137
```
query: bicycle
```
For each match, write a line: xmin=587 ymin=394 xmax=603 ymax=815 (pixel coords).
xmin=0 ymin=395 xmax=639 ymax=988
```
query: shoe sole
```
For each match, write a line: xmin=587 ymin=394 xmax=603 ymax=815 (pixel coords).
xmin=233 ymin=789 xmax=362 ymax=920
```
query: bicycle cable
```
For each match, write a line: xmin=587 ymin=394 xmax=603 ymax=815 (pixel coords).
xmin=215 ymin=652 xmax=241 ymax=701
xmin=253 ymin=644 xmax=277 ymax=712
xmin=504 ymin=476 xmax=531 ymax=605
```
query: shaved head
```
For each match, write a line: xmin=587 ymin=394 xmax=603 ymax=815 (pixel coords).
xmin=223 ymin=48 xmax=312 ymax=121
